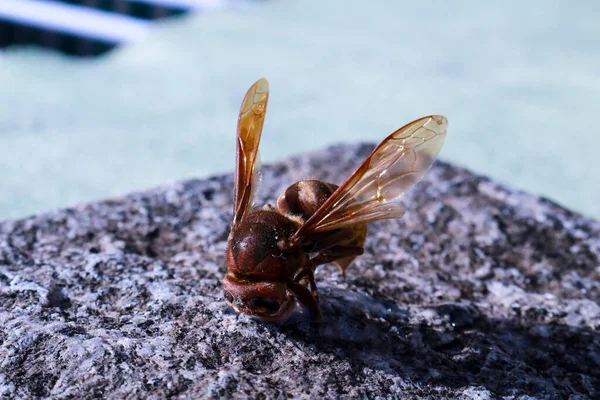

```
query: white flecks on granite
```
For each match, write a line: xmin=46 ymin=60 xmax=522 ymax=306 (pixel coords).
xmin=0 ymin=144 xmax=599 ymax=399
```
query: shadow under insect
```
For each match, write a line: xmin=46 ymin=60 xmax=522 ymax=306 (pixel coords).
xmin=267 ymin=286 xmax=599 ymax=397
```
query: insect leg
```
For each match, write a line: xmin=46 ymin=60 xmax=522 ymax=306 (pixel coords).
xmin=311 ymin=245 xmax=364 ymax=278
xmin=304 ymin=228 xmax=354 ymax=253
xmin=308 ymin=271 xmax=319 ymax=302
xmin=310 ymin=245 xmax=364 ymax=269
xmin=287 ymin=280 xmax=322 ymax=322
xmin=292 ymin=265 xmax=319 ymax=302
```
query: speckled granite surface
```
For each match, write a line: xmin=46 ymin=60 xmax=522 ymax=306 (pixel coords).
xmin=1 ymin=144 xmax=599 ymax=399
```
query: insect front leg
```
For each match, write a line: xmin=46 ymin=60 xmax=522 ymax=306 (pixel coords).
xmin=291 ymin=262 xmax=321 ymax=320
xmin=308 ymin=271 xmax=318 ymax=302
xmin=287 ymin=280 xmax=322 ymax=322
xmin=293 ymin=265 xmax=320 ymax=302
xmin=288 ymin=244 xmax=363 ymax=322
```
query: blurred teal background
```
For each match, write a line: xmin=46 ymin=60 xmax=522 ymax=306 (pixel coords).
xmin=1 ymin=0 xmax=599 ymax=220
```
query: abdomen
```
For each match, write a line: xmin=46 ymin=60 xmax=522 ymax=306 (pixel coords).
xmin=276 ymin=180 xmax=367 ymax=270
xmin=276 ymin=180 xmax=338 ymax=221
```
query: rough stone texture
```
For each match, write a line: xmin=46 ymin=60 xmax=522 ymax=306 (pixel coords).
xmin=0 ymin=144 xmax=599 ymax=399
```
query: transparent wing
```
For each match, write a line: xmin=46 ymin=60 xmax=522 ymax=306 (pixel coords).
xmin=295 ymin=115 xmax=447 ymax=236
xmin=233 ymin=78 xmax=269 ymax=225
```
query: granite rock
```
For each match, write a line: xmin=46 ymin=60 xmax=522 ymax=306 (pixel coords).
xmin=0 ymin=144 xmax=599 ymax=399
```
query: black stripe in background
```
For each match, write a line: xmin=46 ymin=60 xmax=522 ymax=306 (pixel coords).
xmin=0 ymin=0 xmax=188 ymax=57
xmin=56 ymin=0 xmax=187 ymax=20
xmin=0 ymin=19 xmax=117 ymax=57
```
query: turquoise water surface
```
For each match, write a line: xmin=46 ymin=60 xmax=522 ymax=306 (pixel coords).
xmin=1 ymin=0 xmax=599 ymax=220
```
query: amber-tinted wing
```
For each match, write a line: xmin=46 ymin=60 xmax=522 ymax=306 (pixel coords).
xmin=294 ymin=115 xmax=447 ymax=237
xmin=232 ymin=78 xmax=269 ymax=225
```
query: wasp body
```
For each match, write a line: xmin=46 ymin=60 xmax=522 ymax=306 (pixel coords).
xmin=223 ymin=79 xmax=447 ymax=322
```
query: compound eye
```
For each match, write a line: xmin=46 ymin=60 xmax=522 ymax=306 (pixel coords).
xmin=249 ymin=296 xmax=280 ymax=314
xmin=223 ymin=290 xmax=235 ymax=304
